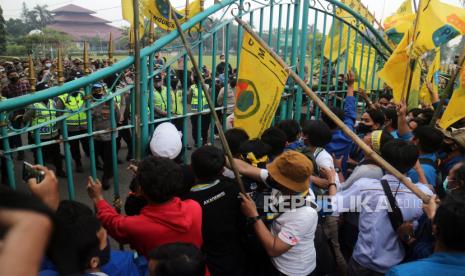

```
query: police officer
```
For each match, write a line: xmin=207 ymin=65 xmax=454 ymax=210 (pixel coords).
xmin=170 ymin=74 xmax=184 ymax=131
xmin=113 ymin=79 xmax=133 ymax=162
xmin=23 ymin=82 xmax=66 ymax=177
xmin=188 ymin=71 xmax=211 ymax=146
xmin=91 ymin=83 xmax=120 ymax=190
xmin=153 ymin=74 xmax=173 ymax=119
xmin=56 ymin=80 xmax=89 ymax=173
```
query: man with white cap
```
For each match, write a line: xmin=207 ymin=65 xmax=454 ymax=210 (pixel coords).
xmin=149 ymin=122 xmax=182 ymax=161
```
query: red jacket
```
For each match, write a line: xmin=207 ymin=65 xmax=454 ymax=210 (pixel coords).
xmin=96 ymin=197 xmax=203 ymax=257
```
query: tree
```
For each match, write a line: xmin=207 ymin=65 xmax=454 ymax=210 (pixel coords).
xmin=0 ymin=6 xmax=6 ymax=54
xmin=32 ymin=4 xmax=53 ymax=30
xmin=6 ymin=18 xmax=28 ymax=36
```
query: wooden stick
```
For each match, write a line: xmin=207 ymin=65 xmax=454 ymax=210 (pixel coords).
xmin=235 ymin=17 xmax=430 ymax=203
xmin=169 ymin=2 xmax=246 ymax=194
xmin=108 ymin=33 xmax=114 ymax=65
xmin=83 ymin=42 xmax=91 ymax=76
xmin=430 ymin=45 xmax=465 ymax=126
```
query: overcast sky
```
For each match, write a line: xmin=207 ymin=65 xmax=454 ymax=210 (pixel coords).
xmin=1 ymin=0 xmax=463 ymax=29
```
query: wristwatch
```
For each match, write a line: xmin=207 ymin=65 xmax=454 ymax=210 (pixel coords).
xmin=247 ymin=216 xmax=262 ymax=224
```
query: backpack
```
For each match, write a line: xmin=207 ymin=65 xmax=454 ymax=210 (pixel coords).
xmin=299 ymin=146 xmax=326 ymax=196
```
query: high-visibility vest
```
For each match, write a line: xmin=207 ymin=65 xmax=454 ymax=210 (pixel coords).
xmin=32 ymin=99 xmax=58 ymax=136
xmin=154 ymin=86 xmax=169 ymax=112
xmin=173 ymin=89 xmax=184 ymax=115
xmin=190 ymin=85 xmax=208 ymax=111
xmin=59 ymin=93 xmax=87 ymax=126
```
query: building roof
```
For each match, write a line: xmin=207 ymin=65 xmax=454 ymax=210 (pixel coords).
xmin=47 ymin=23 xmax=123 ymax=41
xmin=52 ymin=4 xmax=96 ymax=14
xmin=53 ymin=14 xmax=111 ymax=24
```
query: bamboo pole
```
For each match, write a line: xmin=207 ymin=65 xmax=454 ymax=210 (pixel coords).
xmin=57 ymin=47 xmax=65 ymax=86
xmin=430 ymin=46 xmax=465 ymax=126
xmin=133 ymin=0 xmax=142 ymax=161
xmin=28 ymin=56 xmax=36 ymax=92
xmin=108 ymin=33 xmax=114 ymax=65
xmin=169 ymin=3 xmax=246 ymax=194
xmin=235 ymin=17 xmax=430 ymax=203
xmin=148 ymin=19 xmax=154 ymax=44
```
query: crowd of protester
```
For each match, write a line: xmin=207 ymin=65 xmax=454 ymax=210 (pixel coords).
xmin=1 ymin=55 xmax=465 ymax=276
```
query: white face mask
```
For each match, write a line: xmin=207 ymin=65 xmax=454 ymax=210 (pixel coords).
xmin=45 ymin=63 xmax=52 ymax=68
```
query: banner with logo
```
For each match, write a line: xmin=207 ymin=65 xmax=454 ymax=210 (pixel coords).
xmin=143 ymin=0 xmax=202 ymax=31
xmin=383 ymin=0 xmax=415 ymax=45
xmin=234 ymin=31 xmax=289 ymax=138
xmin=122 ymin=0 xmax=146 ymax=37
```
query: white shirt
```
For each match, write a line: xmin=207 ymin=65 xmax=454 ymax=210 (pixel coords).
xmin=332 ymin=174 xmax=433 ymax=273
xmin=271 ymin=206 xmax=318 ymax=276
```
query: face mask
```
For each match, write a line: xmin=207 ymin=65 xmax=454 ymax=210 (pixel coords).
xmin=441 ymin=143 xmax=454 ymax=154
xmin=45 ymin=63 xmax=52 ymax=68
xmin=71 ymin=91 xmax=80 ymax=97
xmin=9 ymin=77 xmax=19 ymax=83
xmin=93 ymin=93 xmax=103 ymax=99
xmin=356 ymin=123 xmax=373 ymax=135
xmin=98 ymin=240 xmax=111 ymax=267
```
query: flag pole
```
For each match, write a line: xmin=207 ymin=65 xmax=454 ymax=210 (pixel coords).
xmin=168 ymin=2 xmax=246 ymax=194
xmin=401 ymin=0 xmax=422 ymax=102
xmin=430 ymin=46 xmax=465 ymax=126
xmin=133 ymin=0 xmax=142 ymax=161
xmin=235 ymin=17 xmax=430 ymax=203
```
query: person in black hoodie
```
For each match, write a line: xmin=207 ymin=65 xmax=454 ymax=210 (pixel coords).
xmin=186 ymin=145 xmax=246 ymax=276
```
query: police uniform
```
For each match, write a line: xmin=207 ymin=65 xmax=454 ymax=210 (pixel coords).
xmin=91 ymin=83 xmax=120 ymax=189
xmin=57 ymin=91 xmax=89 ymax=172
xmin=189 ymin=83 xmax=211 ymax=146
xmin=24 ymin=88 xmax=65 ymax=177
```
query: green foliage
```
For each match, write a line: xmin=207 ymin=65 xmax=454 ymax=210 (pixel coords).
xmin=0 ymin=6 xmax=6 ymax=55
xmin=20 ymin=2 xmax=53 ymax=32
xmin=5 ymin=44 xmax=27 ymax=56
xmin=6 ymin=18 xmax=28 ymax=36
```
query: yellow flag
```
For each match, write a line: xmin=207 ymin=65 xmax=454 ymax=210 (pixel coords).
xmin=234 ymin=31 xmax=289 ymax=138
xmin=420 ymin=50 xmax=441 ymax=105
xmin=439 ymin=68 xmax=465 ymax=129
xmin=121 ymin=0 xmax=145 ymax=37
xmin=410 ymin=0 xmax=465 ymax=58
xmin=383 ymin=0 xmax=415 ymax=45
xmin=346 ymin=40 xmax=381 ymax=91
xmin=408 ymin=62 xmax=422 ymax=109
xmin=143 ymin=0 xmax=202 ymax=31
xmin=378 ymin=30 xmax=411 ymax=103
xmin=324 ymin=14 xmax=349 ymax=62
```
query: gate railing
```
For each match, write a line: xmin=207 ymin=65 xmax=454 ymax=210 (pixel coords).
xmin=0 ymin=0 xmax=391 ymax=200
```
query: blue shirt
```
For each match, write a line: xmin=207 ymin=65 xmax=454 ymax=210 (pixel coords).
xmin=440 ymin=154 xmax=465 ymax=178
xmin=284 ymin=139 xmax=305 ymax=151
xmin=332 ymin=174 xmax=433 ymax=273
xmin=325 ymin=96 xmax=356 ymax=175
xmin=407 ymin=153 xmax=438 ymax=186
xmin=387 ymin=252 xmax=465 ymax=276
xmin=40 ymin=250 xmax=146 ymax=276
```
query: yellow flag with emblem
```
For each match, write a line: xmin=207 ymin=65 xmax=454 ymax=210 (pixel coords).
xmin=383 ymin=0 xmax=415 ymax=45
xmin=378 ymin=29 xmax=411 ymax=103
xmin=439 ymin=68 xmax=465 ymax=129
xmin=143 ymin=0 xmax=202 ymax=31
xmin=420 ymin=50 xmax=441 ymax=105
xmin=407 ymin=62 xmax=422 ymax=109
xmin=122 ymin=0 xmax=145 ymax=37
xmin=410 ymin=0 xmax=465 ymax=58
xmin=234 ymin=31 xmax=289 ymax=138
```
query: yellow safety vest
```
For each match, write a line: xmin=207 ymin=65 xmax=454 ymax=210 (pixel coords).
xmin=59 ymin=93 xmax=87 ymax=126
xmin=32 ymin=99 xmax=58 ymax=136
xmin=173 ymin=89 xmax=184 ymax=115
xmin=191 ymin=85 xmax=208 ymax=112
xmin=154 ymin=86 xmax=174 ymax=113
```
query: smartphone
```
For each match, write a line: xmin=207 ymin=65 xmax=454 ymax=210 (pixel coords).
xmin=22 ymin=162 xmax=45 ymax=182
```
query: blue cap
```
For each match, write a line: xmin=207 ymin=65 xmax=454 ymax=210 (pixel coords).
xmin=92 ymin=83 xmax=103 ymax=89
